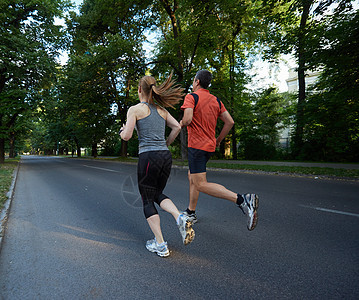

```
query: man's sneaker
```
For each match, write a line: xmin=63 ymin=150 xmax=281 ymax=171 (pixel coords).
xmin=177 ymin=214 xmax=195 ymax=245
xmin=146 ymin=238 xmax=170 ymax=257
xmin=238 ymin=194 xmax=259 ymax=231
xmin=182 ymin=211 xmax=198 ymax=224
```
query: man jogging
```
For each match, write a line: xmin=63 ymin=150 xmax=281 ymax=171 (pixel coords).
xmin=180 ymin=70 xmax=259 ymax=231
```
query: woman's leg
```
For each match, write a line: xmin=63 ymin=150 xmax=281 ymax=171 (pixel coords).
xmin=146 ymin=214 xmax=165 ymax=244
xmin=155 ymin=151 xmax=181 ymax=222
xmin=138 ymin=152 xmax=165 ymax=243
xmin=160 ymin=198 xmax=180 ymax=222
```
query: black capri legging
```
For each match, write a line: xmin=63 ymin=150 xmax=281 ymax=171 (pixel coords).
xmin=137 ymin=150 xmax=172 ymax=219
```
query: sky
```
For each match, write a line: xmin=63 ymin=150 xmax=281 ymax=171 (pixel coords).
xmin=56 ymin=0 xmax=295 ymax=92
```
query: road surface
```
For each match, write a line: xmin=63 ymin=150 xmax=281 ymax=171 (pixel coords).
xmin=0 ymin=156 xmax=358 ymax=299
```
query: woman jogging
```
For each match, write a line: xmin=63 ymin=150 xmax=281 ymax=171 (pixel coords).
xmin=120 ymin=73 xmax=195 ymax=257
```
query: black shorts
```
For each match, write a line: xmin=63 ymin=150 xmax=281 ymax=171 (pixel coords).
xmin=188 ymin=147 xmax=213 ymax=174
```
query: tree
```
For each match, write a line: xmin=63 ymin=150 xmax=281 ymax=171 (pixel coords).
xmin=62 ymin=0 xmax=147 ymax=157
xmin=261 ymin=0 xmax=355 ymax=158
xmin=0 ymin=0 xmax=70 ymax=163
xmin=237 ymin=88 xmax=294 ymax=160
xmin=300 ymin=9 xmax=359 ymax=161
xmin=151 ymin=0 xmax=263 ymax=159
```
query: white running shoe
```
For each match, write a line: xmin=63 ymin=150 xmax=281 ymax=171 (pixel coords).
xmin=177 ymin=214 xmax=195 ymax=245
xmin=146 ymin=238 xmax=170 ymax=257
xmin=239 ymin=194 xmax=259 ymax=231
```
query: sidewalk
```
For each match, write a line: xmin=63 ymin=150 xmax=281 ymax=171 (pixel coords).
xmin=208 ymin=160 xmax=359 ymax=170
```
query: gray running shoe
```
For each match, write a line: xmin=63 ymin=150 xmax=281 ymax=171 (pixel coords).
xmin=177 ymin=214 xmax=195 ymax=245
xmin=146 ymin=238 xmax=170 ymax=257
xmin=239 ymin=194 xmax=259 ymax=231
xmin=182 ymin=211 xmax=198 ymax=224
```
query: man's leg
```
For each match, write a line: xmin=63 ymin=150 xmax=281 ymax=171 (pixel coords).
xmin=188 ymin=170 xmax=200 ymax=211
xmin=190 ymin=172 xmax=259 ymax=230
xmin=190 ymin=172 xmax=237 ymax=202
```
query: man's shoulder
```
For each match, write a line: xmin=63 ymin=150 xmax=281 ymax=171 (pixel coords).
xmin=196 ymin=89 xmax=217 ymax=100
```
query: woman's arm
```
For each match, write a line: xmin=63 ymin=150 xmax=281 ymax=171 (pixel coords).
xmin=120 ymin=107 xmax=137 ymax=141
xmin=165 ymin=111 xmax=181 ymax=146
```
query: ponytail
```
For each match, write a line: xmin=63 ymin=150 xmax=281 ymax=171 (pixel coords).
xmin=139 ymin=72 xmax=184 ymax=108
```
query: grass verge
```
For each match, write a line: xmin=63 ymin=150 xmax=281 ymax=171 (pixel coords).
xmin=0 ymin=158 xmax=19 ymax=211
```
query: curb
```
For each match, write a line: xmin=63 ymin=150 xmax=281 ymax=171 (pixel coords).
xmin=0 ymin=162 xmax=20 ymax=252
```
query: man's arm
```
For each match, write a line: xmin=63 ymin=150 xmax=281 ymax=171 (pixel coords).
xmin=216 ymin=111 xmax=234 ymax=147
xmin=180 ymin=108 xmax=193 ymax=127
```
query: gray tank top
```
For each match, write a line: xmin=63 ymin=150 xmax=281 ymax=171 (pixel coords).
xmin=136 ymin=103 xmax=168 ymax=154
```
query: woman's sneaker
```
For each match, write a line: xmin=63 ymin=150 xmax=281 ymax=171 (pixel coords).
xmin=177 ymin=214 xmax=195 ymax=245
xmin=182 ymin=211 xmax=198 ymax=224
xmin=238 ymin=194 xmax=259 ymax=231
xmin=146 ymin=238 xmax=170 ymax=257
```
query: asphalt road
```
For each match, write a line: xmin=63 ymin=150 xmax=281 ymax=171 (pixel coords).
xmin=0 ymin=156 xmax=358 ymax=299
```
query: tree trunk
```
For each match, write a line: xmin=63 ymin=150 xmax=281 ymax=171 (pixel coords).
xmin=74 ymin=137 xmax=81 ymax=157
xmin=231 ymin=125 xmax=237 ymax=160
xmin=293 ymin=0 xmax=312 ymax=157
xmin=77 ymin=145 xmax=81 ymax=157
xmin=180 ymin=127 xmax=188 ymax=160
xmin=92 ymin=143 xmax=98 ymax=158
xmin=160 ymin=0 xmax=183 ymax=82
xmin=219 ymin=140 xmax=225 ymax=158
xmin=120 ymin=140 xmax=128 ymax=157
xmin=9 ymin=132 xmax=15 ymax=158
xmin=0 ymin=137 xmax=5 ymax=163
xmin=230 ymin=39 xmax=237 ymax=160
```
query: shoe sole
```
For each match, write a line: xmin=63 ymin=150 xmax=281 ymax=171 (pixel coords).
xmin=183 ymin=220 xmax=195 ymax=245
xmin=247 ymin=195 xmax=259 ymax=231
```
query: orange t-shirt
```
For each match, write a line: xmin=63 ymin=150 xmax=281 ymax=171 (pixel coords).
xmin=181 ymin=89 xmax=227 ymax=152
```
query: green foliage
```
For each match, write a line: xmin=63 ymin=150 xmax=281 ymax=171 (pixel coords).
xmin=2 ymin=0 xmax=357 ymax=163
xmin=0 ymin=0 xmax=71 ymax=162
xmin=295 ymin=10 xmax=359 ymax=161
xmin=238 ymin=88 xmax=295 ymax=160
xmin=51 ymin=0 xmax=148 ymax=157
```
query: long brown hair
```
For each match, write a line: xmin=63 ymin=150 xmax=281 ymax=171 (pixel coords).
xmin=139 ymin=72 xmax=184 ymax=108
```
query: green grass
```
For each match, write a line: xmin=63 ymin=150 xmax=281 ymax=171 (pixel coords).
xmin=0 ymin=158 xmax=19 ymax=210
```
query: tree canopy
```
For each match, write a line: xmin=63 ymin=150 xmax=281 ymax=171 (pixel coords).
xmin=1 ymin=0 xmax=358 ymax=163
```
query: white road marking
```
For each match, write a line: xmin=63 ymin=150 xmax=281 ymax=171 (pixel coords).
xmin=300 ymin=205 xmax=359 ymax=218
xmin=82 ymin=164 xmax=120 ymax=173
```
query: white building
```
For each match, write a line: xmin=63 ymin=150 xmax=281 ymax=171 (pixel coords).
xmin=286 ymin=68 xmax=322 ymax=93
